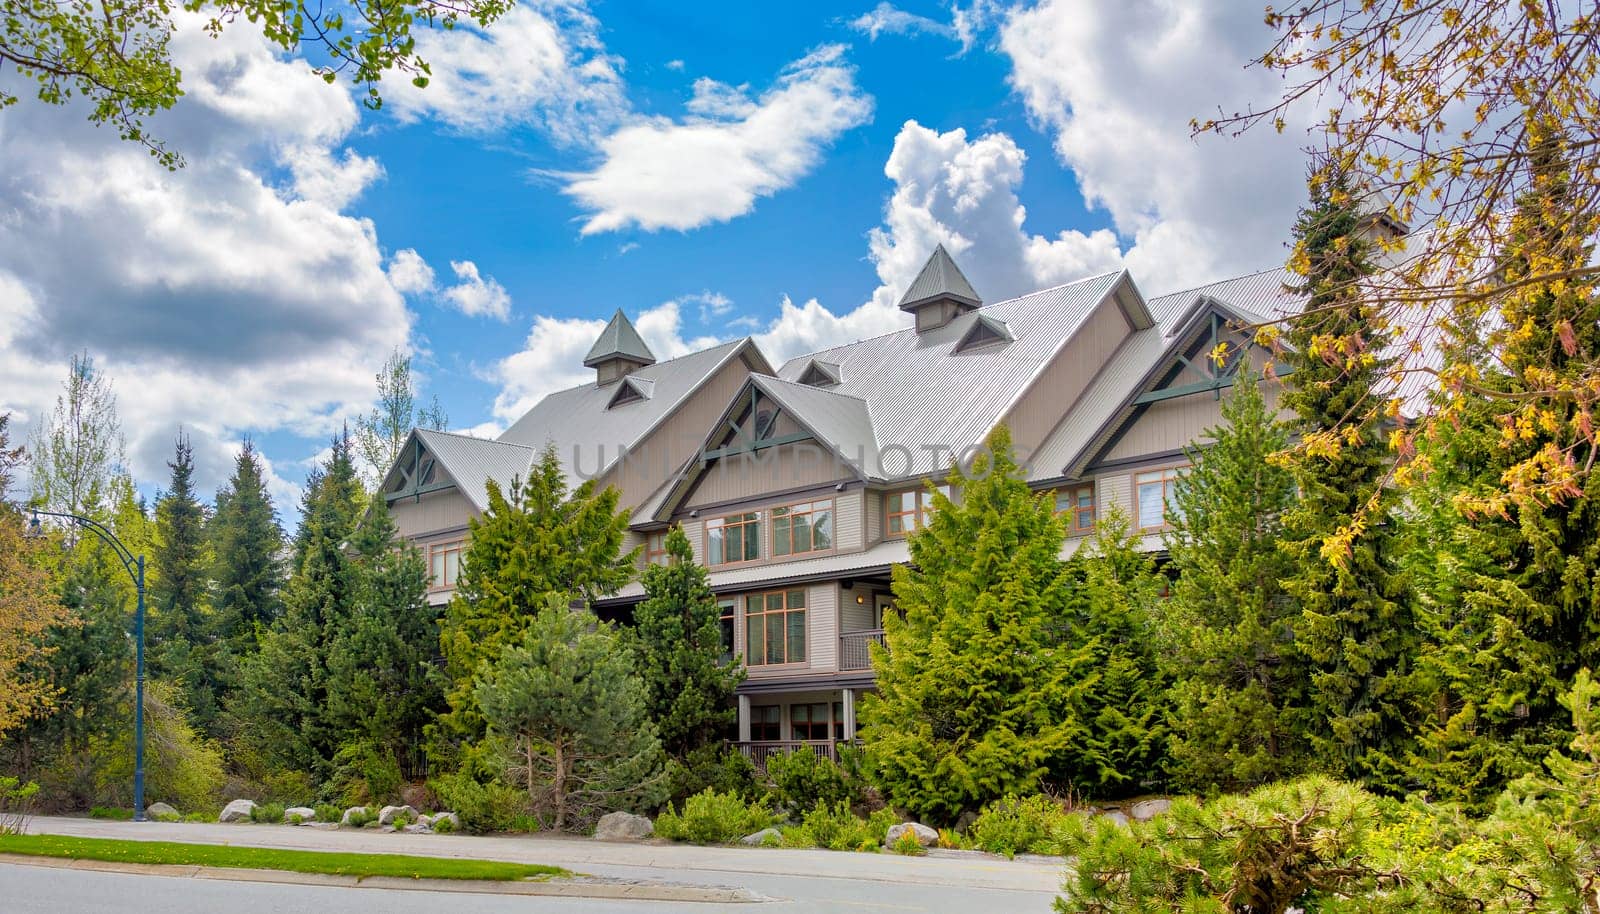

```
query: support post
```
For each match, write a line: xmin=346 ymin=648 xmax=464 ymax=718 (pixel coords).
xmin=842 ymin=688 xmax=856 ymax=741
xmin=737 ymin=694 xmax=751 ymax=743
xmin=133 ymin=555 xmax=146 ymax=822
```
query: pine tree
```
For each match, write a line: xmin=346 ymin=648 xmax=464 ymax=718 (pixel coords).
xmin=474 ymin=598 xmax=663 ymax=831
xmin=431 ymin=445 xmax=635 ymax=765
xmin=629 ymin=526 xmax=744 ymax=757
xmin=149 ymin=432 xmax=218 ymax=732
xmin=210 ymin=440 xmax=285 ymax=656
xmin=1161 ymin=375 xmax=1307 ymax=792
xmin=1278 ymin=168 xmax=1419 ymax=789
xmin=859 ymin=426 xmax=1094 ymax=824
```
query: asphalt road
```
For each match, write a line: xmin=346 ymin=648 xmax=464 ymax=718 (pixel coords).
xmin=5 ymin=816 xmax=1067 ymax=913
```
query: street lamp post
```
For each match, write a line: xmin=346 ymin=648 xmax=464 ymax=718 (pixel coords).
xmin=28 ymin=509 xmax=147 ymax=823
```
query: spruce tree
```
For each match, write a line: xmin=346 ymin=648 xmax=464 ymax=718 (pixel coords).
xmin=1161 ymin=374 xmax=1307 ymax=792
xmin=210 ymin=441 xmax=285 ymax=656
xmin=431 ymin=445 xmax=635 ymax=766
xmin=149 ymin=433 xmax=219 ymax=732
xmin=629 ymin=526 xmax=744 ymax=757
xmin=1279 ymin=168 xmax=1419 ymax=789
xmin=859 ymin=426 xmax=1093 ymax=823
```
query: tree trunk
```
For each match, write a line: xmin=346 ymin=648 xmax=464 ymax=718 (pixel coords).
xmin=552 ymin=737 xmax=568 ymax=831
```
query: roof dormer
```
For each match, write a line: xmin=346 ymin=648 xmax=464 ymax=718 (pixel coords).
xmin=584 ymin=309 xmax=656 ymax=385
xmin=606 ymin=376 xmax=653 ymax=409
xmin=797 ymin=359 xmax=841 ymax=387
xmin=898 ymin=243 xmax=983 ymax=333
xmin=954 ymin=314 xmax=1013 ymax=353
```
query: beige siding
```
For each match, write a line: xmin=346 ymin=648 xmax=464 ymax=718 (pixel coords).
xmin=682 ymin=440 xmax=855 ymax=509
xmin=1097 ymin=473 xmax=1131 ymax=524
xmin=834 ymin=489 xmax=863 ymax=551
xmin=864 ymin=486 xmax=882 ymax=546
xmin=807 ymin=584 xmax=839 ymax=673
xmin=839 ymin=582 xmax=878 ymax=632
xmin=679 ymin=518 xmax=705 ymax=564
xmin=1103 ymin=395 xmax=1225 ymax=462
xmin=392 ymin=489 xmax=476 ymax=540
xmin=1002 ymin=296 xmax=1134 ymax=454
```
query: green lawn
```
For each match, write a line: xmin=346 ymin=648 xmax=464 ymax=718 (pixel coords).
xmin=0 ymin=834 xmax=569 ymax=882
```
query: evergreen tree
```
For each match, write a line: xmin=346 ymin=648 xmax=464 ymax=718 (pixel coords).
xmin=629 ymin=526 xmax=744 ymax=757
xmin=1160 ymin=375 xmax=1307 ymax=792
xmin=860 ymin=426 xmax=1094 ymax=824
xmin=474 ymin=598 xmax=663 ymax=831
xmin=431 ymin=445 xmax=635 ymax=765
xmin=209 ymin=440 xmax=285 ymax=655
xmin=1279 ymin=168 xmax=1418 ymax=789
xmin=149 ymin=432 xmax=219 ymax=732
xmin=1407 ymin=118 xmax=1600 ymax=806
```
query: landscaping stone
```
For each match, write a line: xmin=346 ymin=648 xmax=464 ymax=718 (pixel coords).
xmin=740 ymin=828 xmax=781 ymax=846
xmin=283 ymin=806 xmax=317 ymax=824
xmin=593 ymin=812 xmax=653 ymax=841
xmin=1130 ymin=799 xmax=1171 ymax=821
xmin=885 ymin=822 xmax=938 ymax=847
xmin=145 ymin=802 xmax=178 ymax=820
xmin=430 ymin=812 xmax=461 ymax=831
xmin=340 ymin=806 xmax=369 ymax=826
xmin=403 ymin=823 xmax=434 ymax=834
xmin=1098 ymin=810 xmax=1130 ymax=827
xmin=218 ymin=799 xmax=257 ymax=823
xmin=377 ymin=805 xmax=417 ymax=825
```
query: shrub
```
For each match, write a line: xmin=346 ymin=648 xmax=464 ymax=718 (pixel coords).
xmin=429 ymin=770 xmax=524 ymax=834
xmin=0 ymin=778 xmax=40 ymax=835
xmin=181 ymin=812 xmax=212 ymax=823
xmin=765 ymin=750 xmax=858 ymax=815
xmin=150 ymin=809 xmax=181 ymax=823
xmin=936 ymin=827 xmax=970 ymax=850
xmin=250 ymin=802 xmax=286 ymax=824
xmin=343 ymin=807 xmax=379 ymax=828
xmin=508 ymin=814 xmax=542 ymax=834
xmin=785 ymin=802 xmax=898 ymax=852
xmin=889 ymin=829 xmax=927 ymax=856
xmin=654 ymin=789 xmax=773 ymax=844
xmin=331 ymin=741 xmax=404 ymax=807
xmin=663 ymin=744 xmax=761 ymax=805
xmin=313 ymin=804 xmax=343 ymax=824
xmin=286 ymin=812 xmax=307 ymax=825
xmin=88 ymin=806 xmax=133 ymax=821
xmin=969 ymin=794 xmax=1075 ymax=858
xmin=91 ymin=683 xmax=225 ymax=813
xmin=431 ymin=815 xmax=457 ymax=835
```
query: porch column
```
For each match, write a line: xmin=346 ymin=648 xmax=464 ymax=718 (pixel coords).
xmin=842 ymin=688 xmax=857 ymax=740
xmin=737 ymin=693 xmax=751 ymax=742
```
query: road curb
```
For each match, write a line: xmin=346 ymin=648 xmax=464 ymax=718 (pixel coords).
xmin=0 ymin=853 xmax=768 ymax=903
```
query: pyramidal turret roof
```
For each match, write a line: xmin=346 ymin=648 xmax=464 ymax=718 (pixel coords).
xmin=583 ymin=309 xmax=657 ymax=368
xmin=897 ymin=243 xmax=982 ymax=312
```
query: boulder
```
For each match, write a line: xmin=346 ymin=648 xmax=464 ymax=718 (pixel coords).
xmin=403 ymin=823 xmax=434 ymax=834
xmin=145 ymin=802 xmax=179 ymax=820
xmin=740 ymin=827 xmax=782 ymax=847
xmin=340 ymin=806 xmax=369 ymax=826
xmin=1130 ymin=799 xmax=1171 ymax=822
xmin=593 ymin=811 xmax=653 ymax=841
xmin=885 ymin=822 xmax=938 ymax=847
xmin=1098 ymin=810 xmax=1130 ymax=827
xmin=218 ymin=799 xmax=256 ymax=823
xmin=283 ymin=806 xmax=317 ymax=824
xmin=377 ymin=804 xmax=418 ymax=826
xmin=430 ymin=812 xmax=461 ymax=832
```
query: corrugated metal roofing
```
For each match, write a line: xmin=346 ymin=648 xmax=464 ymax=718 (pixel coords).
xmin=605 ymin=537 xmax=912 ymax=601
xmin=412 ymin=428 xmax=537 ymax=512
xmin=583 ymin=309 xmax=657 ymax=367
xmin=751 ymin=375 xmax=877 ymax=476
xmin=897 ymin=243 xmax=982 ymax=310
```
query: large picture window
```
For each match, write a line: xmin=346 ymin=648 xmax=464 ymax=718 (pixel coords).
xmin=790 ymin=703 xmax=831 ymax=740
xmin=429 ymin=540 xmax=464 ymax=590
xmin=772 ymin=499 xmax=834 ymax=557
xmin=1054 ymin=485 xmax=1096 ymax=534
xmin=744 ymin=589 xmax=807 ymax=666
xmin=706 ymin=512 xmax=761 ymax=565
xmin=885 ymin=485 xmax=949 ymax=536
xmin=1135 ymin=467 xmax=1185 ymax=531
xmin=750 ymin=705 xmax=781 ymax=741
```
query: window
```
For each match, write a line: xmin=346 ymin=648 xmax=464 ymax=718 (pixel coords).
xmin=706 ymin=512 xmax=761 ymax=565
xmin=751 ymin=705 xmax=781 ymax=741
xmin=429 ymin=540 xmax=464 ymax=590
xmin=832 ymin=701 xmax=845 ymax=741
xmin=886 ymin=486 xmax=948 ymax=536
xmin=772 ymin=499 xmax=834 ymax=557
xmin=1136 ymin=467 xmax=1186 ymax=531
xmin=744 ymin=589 xmax=806 ymax=666
xmin=644 ymin=531 xmax=670 ymax=566
xmin=719 ymin=601 xmax=735 ymax=663
xmin=791 ymin=703 xmax=831 ymax=741
xmin=1054 ymin=485 xmax=1096 ymax=534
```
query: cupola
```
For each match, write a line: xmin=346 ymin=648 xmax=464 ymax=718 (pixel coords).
xmin=584 ymin=309 xmax=656 ymax=385
xmin=898 ymin=243 xmax=983 ymax=332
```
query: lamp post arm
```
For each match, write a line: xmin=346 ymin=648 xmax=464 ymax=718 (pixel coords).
xmin=30 ymin=509 xmax=139 ymax=583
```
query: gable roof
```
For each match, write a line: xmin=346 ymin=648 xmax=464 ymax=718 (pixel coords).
xmin=797 ymin=359 xmax=841 ymax=387
xmin=954 ymin=313 xmax=1013 ymax=352
xmin=379 ymin=428 xmax=537 ymax=512
xmin=898 ymin=243 xmax=983 ymax=311
xmin=583 ymin=309 xmax=656 ymax=368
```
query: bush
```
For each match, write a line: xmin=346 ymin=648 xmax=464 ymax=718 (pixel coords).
xmin=429 ymin=770 xmax=525 ymax=834
xmin=285 ymin=811 xmax=307 ymax=825
xmin=969 ymin=794 xmax=1075 ymax=858
xmin=663 ymin=744 xmax=761 ymax=805
xmin=654 ymin=789 xmax=773 ymax=844
xmin=331 ymin=741 xmax=404 ymax=807
xmin=181 ymin=812 xmax=212 ymax=823
xmin=313 ymin=804 xmax=343 ymax=824
xmin=343 ymin=807 xmax=379 ymax=828
xmin=765 ymin=750 xmax=858 ymax=815
xmin=92 ymin=683 xmax=224 ymax=813
xmin=0 ymin=778 xmax=40 ymax=835
xmin=88 ymin=806 xmax=133 ymax=821
xmin=250 ymin=802 xmax=286 ymax=824
xmin=431 ymin=815 xmax=457 ymax=834
xmin=784 ymin=803 xmax=898 ymax=852
xmin=151 ymin=809 xmax=181 ymax=823
xmin=936 ymin=827 xmax=970 ymax=850
xmin=889 ymin=828 xmax=927 ymax=856
xmin=508 ymin=814 xmax=542 ymax=834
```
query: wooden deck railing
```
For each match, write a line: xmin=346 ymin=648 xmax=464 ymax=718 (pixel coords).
xmin=734 ymin=740 xmax=852 ymax=772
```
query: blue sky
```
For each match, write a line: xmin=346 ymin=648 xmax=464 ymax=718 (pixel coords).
xmin=0 ymin=0 xmax=1312 ymax=517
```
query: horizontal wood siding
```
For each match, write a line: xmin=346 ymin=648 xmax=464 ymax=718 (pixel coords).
xmin=807 ymin=583 xmax=839 ymax=673
xmin=1096 ymin=473 xmax=1131 ymax=525
xmin=1003 ymin=296 xmax=1134 ymax=455
xmin=834 ymin=489 xmax=863 ymax=551
xmin=839 ymin=583 xmax=877 ymax=631
xmin=392 ymin=489 xmax=476 ymax=540
xmin=864 ymin=487 xmax=882 ymax=546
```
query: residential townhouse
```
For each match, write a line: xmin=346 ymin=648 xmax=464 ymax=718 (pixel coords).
xmin=379 ymin=245 xmax=1301 ymax=766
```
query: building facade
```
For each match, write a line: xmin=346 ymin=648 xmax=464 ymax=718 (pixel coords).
xmin=380 ymin=246 xmax=1299 ymax=765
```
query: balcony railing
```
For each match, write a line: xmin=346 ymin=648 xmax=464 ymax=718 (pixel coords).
xmin=734 ymin=740 xmax=858 ymax=773
xmin=839 ymin=629 xmax=885 ymax=671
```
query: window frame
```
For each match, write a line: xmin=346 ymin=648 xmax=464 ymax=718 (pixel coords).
xmin=718 ymin=600 xmax=736 ymax=664
xmin=428 ymin=539 xmax=465 ymax=591
xmin=770 ymin=498 xmax=835 ymax=558
xmin=884 ymin=485 xmax=948 ymax=538
xmin=644 ymin=530 xmax=670 ymax=567
xmin=705 ymin=511 xmax=762 ymax=566
xmin=1134 ymin=466 xmax=1187 ymax=532
xmin=790 ymin=702 xmax=832 ymax=741
xmin=1054 ymin=484 xmax=1096 ymax=535
xmin=742 ymin=588 xmax=807 ymax=667
xmin=750 ymin=705 xmax=782 ymax=742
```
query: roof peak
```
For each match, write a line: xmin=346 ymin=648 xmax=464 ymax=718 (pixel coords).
xmin=897 ymin=243 xmax=983 ymax=312
xmin=583 ymin=309 xmax=657 ymax=368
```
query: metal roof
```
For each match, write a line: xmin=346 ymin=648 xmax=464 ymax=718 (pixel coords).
xmin=602 ymin=537 xmax=912 ymax=602
xmin=411 ymin=428 xmax=537 ymax=512
xmin=897 ymin=243 xmax=982 ymax=311
xmin=751 ymin=375 xmax=877 ymax=475
xmin=583 ymin=309 xmax=657 ymax=368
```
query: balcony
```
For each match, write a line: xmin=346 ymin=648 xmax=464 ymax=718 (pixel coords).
xmin=839 ymin=629 xmax=885 ymax=671
xmin=734 ymin=739 xmax=857 ymax=773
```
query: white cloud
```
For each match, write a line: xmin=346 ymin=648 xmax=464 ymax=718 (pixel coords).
xmin=383 ymin=2 xmax=628 ymax=145
xmin=998 ymin=0 xmax=1307 ymax=292
xmin=665 ymin=59 xmax=686 ymax=72
xmin=442 ymin=261 xmax=513 ymax=321
xmin=563 ymin=44 xmax=874 ymax=234
xmin=388 ymin=249 xmax=437 ymax=294
xmin=844 ymin=2 xmax=996 ymax=53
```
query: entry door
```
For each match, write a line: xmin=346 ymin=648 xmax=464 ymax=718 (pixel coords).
xmin=873 ymin=594 xmax=895 ymax=630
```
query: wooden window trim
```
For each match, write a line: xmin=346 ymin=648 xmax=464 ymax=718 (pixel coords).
xmin=428 ymin=539 xmax=465 ymax=592
xmin=884 ymin=486 xmax=947 ymax=539
xmin=644 ymin=530 xmax=670 ymax=567
xmin=770 ymin=498 xmax=836 ymax=559
xmin=790 ymin=702 xmax=833 ymax=741
xmin=750 ymin=704 xmax=782 ymax=742
xmin=1054 ymin=484 xmax=1096 ymax=535
xmin=705 ymin=511 xmax=762 ymax=567
xmin=1134 ymin=465 xmax=1187 ymax=533
xmin=742 ymin=588 xmax=808 ymax=667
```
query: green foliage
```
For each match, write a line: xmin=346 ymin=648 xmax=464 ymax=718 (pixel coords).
xmin=764 ymin=749 xmax=859 ymax=816
xmin=862 ymin=426 xmax=1093 ymax=824
xmin=150 ymin=809 xmax=180 ymax=823
xmin=149 ymin=433 xmax=220 ymax=734
xmin=785 ymin=802 xmax=897 ymax=852
xmin=88 ymin=806 xmax=133 ymax=820
xmin=329 ymin=741 xmax=403 ymax=808
xmin=653 ymin=789 xmax=773 ymax=844
xmin=473 ymin=600 xmax=663 ymax=831
xmin=428 ymin=770 xmax=523 ymax=834
xmin=629 ymin=526 xmax=744 ymax=757
xmin=968 ymin=794 xmax=1075 ymax=858
xmin=313 ymin=804 xmax=342 ymax=824
xmin=94 ymin=680 xmax=224 ymax=814
xmin=354 ymin=348 xmax=447 ymax=485
xmin=663 ymin=744 xmax=761 ymax=806
xmin=250 ymin=802 xmax=287 ymax=824
xmin=342 ymin=807 xmax=379 ymax=829
xmin=889 ymin=828 xmax=927 ymax=856
xmin=431 ymin=814 xmax=457 ymax=834
xmin=0 ymin=777 xmax=39 ymax=835
xmin=208 ymin=441 xmax=284 ymax=658
xmin=1161 ymin=374 xmax=1308 ymax=792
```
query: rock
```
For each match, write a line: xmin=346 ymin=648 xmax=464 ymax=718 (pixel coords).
xmin=954 ymin=810 xmax=979 ymax=834
xmin=218 ymin=799 xmax=256 ymax=823
xmin=340 ymin=806 xmax=369 ymax=826
xmin=378 ymin=805 xmax=418 ymax=826
xmin=593 ymin=811 xmax=654 ymax=841
xmin=403 ymin=823 xmax=433 ymax=834
xmin=145 ymin=802 xmax=179 ymax=820
xmin=430 ymin=812 xmax=461 ymax=832
xmin=283 ymin=806 xmax=317 ymax=824
xmin=1098 ymin=810 xmax=1130 ymax=827
xmin=1130 ymin=799 xmax=1171 ymax=821
xmin=885 ymin=822 xmax=938 ymax=847
xmin=740 ymin=827 xmax=782 ymax=846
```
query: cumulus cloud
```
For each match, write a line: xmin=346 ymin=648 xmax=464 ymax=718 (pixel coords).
xmin=998 ymin=0 xmax=1307 ymax=291
xmin=442 ymin=261 xmax=513 ymax=321
xmin=844 ymin=2 xmax=997 ymax=53
xmin=563 ymin=44 xmax=874 ymax=234
xmin=388 ymin=249 xmax=437 ymax=294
